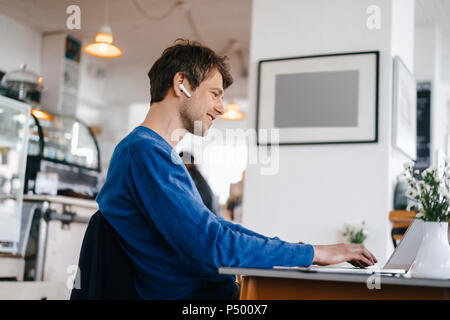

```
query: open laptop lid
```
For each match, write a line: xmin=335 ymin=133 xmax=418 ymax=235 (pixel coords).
xmin=384 ymin=219 xmax=424 ymax=271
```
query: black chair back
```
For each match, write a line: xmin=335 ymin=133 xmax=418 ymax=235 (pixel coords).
xmin=70 ymin=210 xmax=140 ymax=300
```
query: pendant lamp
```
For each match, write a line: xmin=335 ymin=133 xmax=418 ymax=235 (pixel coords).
xmin=221 ymin=102 xmax=246 ymax=120
xmin=83 ymin=25 xmax=122 ymax=58
xmin=31 ymin=108 xmax=53 ymax=121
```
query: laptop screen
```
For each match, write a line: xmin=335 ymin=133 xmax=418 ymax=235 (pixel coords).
xmin=384 ymin=219 xmax=424 ymax=270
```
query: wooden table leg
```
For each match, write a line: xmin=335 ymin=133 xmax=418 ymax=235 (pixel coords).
xmin=239 ymin=276 xmax=249 ymax=300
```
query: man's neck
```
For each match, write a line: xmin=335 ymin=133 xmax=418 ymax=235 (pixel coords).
xmin=140 ymin=99 xmax=187 ymax=149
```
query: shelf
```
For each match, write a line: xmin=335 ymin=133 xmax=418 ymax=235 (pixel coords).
xmin=0 ymin=194 xmax=18 ymax=201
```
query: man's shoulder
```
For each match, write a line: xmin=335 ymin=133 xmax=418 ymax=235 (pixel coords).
xmin=128 ymin=127 xmax=181 ymax=165
xmin=129 ymin=127 xmax=169 ymax=152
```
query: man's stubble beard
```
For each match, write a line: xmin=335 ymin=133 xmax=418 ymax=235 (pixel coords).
xmin=179 ymin=100 xmax=206 ymax=137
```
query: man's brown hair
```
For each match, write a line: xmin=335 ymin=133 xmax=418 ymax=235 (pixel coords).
xmin=148 ymin=39 xmax=233 ymax=104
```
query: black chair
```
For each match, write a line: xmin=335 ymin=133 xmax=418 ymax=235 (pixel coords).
xmin=70 ymin=210 xmax=140 ymax=300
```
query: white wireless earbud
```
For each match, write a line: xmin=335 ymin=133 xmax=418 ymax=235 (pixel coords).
xmin=178 ymin=84 xmax=191 ymax=98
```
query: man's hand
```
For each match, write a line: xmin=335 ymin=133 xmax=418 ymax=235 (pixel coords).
xmin=312 ymin=243 xmax=378 ymax=268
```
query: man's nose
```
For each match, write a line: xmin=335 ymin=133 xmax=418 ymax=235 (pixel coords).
xmin=215 ymin=102 xmax=225 ymax=115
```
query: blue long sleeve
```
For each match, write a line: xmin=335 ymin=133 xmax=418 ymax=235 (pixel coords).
xmin=215 ymin=216 xmax=281 ymax=241
xmin=129 ymin=136 xmax=313 ymax=270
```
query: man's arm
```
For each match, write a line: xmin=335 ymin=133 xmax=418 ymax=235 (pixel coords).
xmin=215 ymin=217 xmax=281 ymax=241
xmin=129 ymin=143 xmax=314 ymax=270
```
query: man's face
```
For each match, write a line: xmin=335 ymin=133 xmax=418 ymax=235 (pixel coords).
xmin=179 ymin=69 xmax=225 ymax=136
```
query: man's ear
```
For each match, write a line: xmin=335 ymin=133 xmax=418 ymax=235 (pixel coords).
xmin=173 ymin=72 xmax=189 ymax=97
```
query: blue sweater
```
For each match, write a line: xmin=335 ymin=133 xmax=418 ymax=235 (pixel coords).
xmin=96 ymin=126 xmax=314 ymax=299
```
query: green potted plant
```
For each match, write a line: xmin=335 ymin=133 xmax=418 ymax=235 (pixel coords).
xmin=403 ymin=161 xmax=450 ymax=279
xmin=342 ymin=221 xmax=368 ymax=245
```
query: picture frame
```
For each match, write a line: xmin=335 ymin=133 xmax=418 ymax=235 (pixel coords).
xmin=256 ymin=51 xmax=379 ymax=146
xmin=65 ymin=36 xmax=81 ymax=63
xmin=392 ymin=56 xmax=416 ymax=159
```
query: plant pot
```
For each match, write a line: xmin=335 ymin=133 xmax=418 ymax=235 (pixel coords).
xmin=410 ymin=221 xmax=450 ymax=279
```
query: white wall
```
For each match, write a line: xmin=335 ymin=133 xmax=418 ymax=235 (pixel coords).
xmin=242 ymin=0 xmax=415 ymax=264
xmin=0 ymin=12 xmax=42 ymax=74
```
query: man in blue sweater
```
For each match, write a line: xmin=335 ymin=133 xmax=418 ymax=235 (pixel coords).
xmin=96 ymin=40 xmax=377 ymax=299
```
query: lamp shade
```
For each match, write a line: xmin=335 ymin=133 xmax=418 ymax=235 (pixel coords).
xmin=221 ymin=102 xmax=245 ymax=120
xmin=83 ymin=26 xmax=122 ymax=58
xmin=31 ymin=108 xmax=53 ymax=120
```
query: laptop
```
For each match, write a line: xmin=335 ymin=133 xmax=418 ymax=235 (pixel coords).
xmin=274 ymin=219 xmax=424 ymax=275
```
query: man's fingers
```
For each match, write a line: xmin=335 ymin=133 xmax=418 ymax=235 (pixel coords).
xmin=369 ymin=251 xmax=378 ymax=264
xmin=362 ymin=248 xmax=376 ymax=265
xmin=349 ymin=260 xmax=364 ymax=268
xmin=350 ymin=250 xmax=373 ymax=267
xmin=350 ymin=259 xmax=370 ymax=268
xmin=355 ymin=245 xmax=376 ymax=265
xmin=365 ymin=249 xmax=378 ymax=264
xmin=358 ymin=255 xmax=373 ymax=267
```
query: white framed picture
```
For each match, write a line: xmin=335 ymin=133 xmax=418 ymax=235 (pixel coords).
xmin=392 ymin=56 xmax=417 ymax=159
xmin=256 ymin=51 xmax=379 ymax=145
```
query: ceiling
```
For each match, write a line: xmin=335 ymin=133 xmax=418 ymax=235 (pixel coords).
xmin=415 ymin=0 xmax=450 ymax=29
xmin=0 ymin=0 xmax=252 ymax=66
xmin=1 ymin=0 xmax=449 ymax=86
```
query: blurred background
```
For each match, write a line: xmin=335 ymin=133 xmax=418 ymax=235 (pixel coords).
xmin=0 ymin=0 xmax=449 ymax=299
